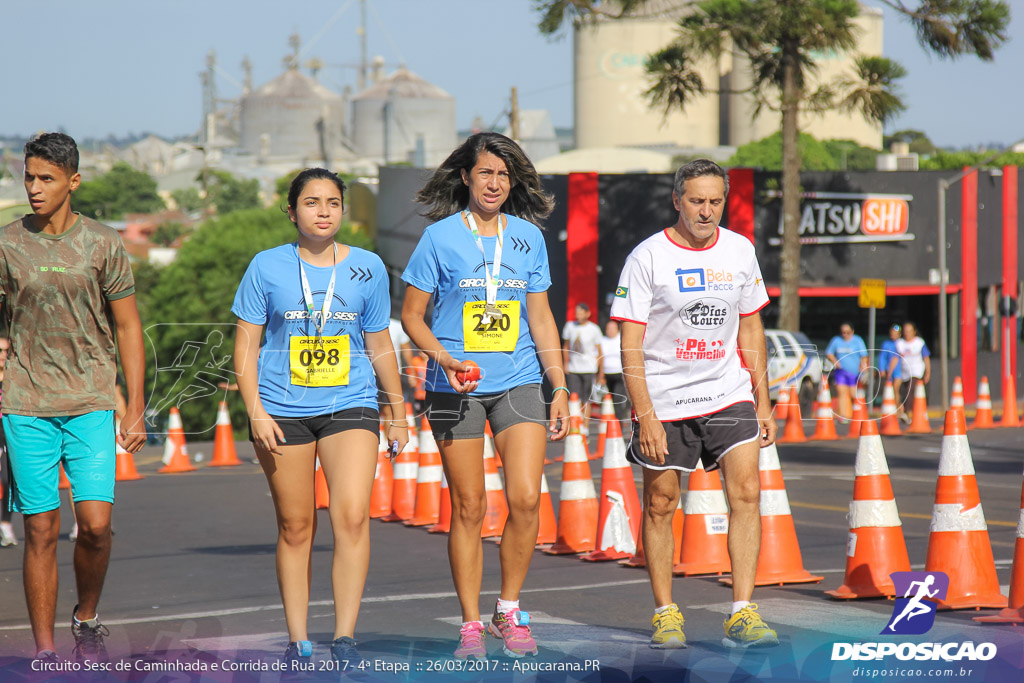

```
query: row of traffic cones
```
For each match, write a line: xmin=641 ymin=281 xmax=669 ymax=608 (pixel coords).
xmin=825 ymin=410 xmax=1011 ymax=614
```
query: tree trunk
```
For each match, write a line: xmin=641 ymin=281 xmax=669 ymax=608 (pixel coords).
xmin=777 ymin=47 xmax=803 ymax=332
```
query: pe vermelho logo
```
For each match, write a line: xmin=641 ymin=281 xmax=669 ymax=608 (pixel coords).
xmin=883 ymin=571 xmax=948 ymax=635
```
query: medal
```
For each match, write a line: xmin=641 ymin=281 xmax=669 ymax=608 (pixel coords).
xmin=464 ymin=210 xmax=505 ymax=317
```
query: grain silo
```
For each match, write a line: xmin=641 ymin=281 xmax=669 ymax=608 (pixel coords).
xmin=351 ymin=67 xmax=456 ymax=167
xmin=239 ymin=67 xmax=347 ymax=162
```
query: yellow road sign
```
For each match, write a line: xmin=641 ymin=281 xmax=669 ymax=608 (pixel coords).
xmin=859 ymin=279 xmax=886 ymax=309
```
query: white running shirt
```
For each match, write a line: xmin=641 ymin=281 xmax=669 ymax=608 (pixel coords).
xmin=610 ymin=227 xmax=769 ymax=420
xmin=562 ymin=320 xmax=603 ymax=374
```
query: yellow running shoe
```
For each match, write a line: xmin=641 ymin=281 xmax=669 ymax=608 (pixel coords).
xmin=723 ymin=603 xmax=779 ymax=648
xmin=650 ymin=604 xmax=686 ymax=649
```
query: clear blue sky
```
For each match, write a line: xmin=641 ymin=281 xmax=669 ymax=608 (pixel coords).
xmin=1 ymin=1 xmax=1020 ymax=149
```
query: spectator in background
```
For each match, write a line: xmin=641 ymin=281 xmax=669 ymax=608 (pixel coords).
xmin=825 ymin=323 xmax=868 ymax=420
xmin=599 ymin=320 xmax=630 ymax=421
xmin=562 ymin=302 xmax=603 ymax=430
xmin=896 ymin=322 xmax=930 ymax=425
xmin=878 ymin=324 xmax=903 ymax=408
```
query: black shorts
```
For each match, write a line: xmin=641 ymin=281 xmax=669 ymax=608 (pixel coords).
xmin=425 ymin=384 xmax=547 ymax=441
xmin=249 ymin=407 xmax=380 ymax=446
xmin=627 ymin=402 xmax=759 ymax=472
xmin=566 ymin=373 xmax=595 ymax=404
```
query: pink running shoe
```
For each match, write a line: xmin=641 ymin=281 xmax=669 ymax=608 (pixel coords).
xmin=454 ymin=622 xmax=487 ymax=660
xmin=488 ymin=607 xmax=538 ymax=658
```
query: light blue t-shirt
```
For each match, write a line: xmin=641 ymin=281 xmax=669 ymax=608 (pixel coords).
xmin=231 ymin=243 xmax=390 ymax=417
xmin=826 ymin=334 xmax=868 ymax=375
xmin=401 ymin=212 xmax=552 ymax=394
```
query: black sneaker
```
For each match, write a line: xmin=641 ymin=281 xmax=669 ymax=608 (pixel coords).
xmin=282 ymin=640 xmax=313 ymax=680
xmin=331 ymin=636 xmax=367 ymax=677
xmin=71 ymin=605 xmax=109 ymax=664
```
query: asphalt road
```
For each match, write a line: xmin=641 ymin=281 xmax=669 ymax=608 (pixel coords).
xmin=0 ymin=418 xmax=1022 ymax=682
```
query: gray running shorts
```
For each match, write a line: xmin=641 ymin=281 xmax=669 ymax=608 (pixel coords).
xmin=425 ymin=383 xmax=547 ymax=440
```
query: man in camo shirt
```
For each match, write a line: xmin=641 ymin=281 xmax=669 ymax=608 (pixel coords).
xmin=0 ymin=133 xmax=146 ymax=665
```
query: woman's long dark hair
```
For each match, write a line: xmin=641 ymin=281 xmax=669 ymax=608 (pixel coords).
xmin=415 ymin=132 xmax=554 ymax=226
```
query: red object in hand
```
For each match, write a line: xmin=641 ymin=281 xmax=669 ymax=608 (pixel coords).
xmin=456 ymin=360 xmax=481 ymax=383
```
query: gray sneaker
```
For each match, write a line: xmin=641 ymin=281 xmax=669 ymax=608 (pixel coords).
xmin=71 ymin=606 xmax=109 ymax=664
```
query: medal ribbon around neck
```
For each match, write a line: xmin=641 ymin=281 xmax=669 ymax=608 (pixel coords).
xmin=463 ymin=210 xmax=504 ymax=321
xmin=298 ymin=241 xmax=338 ymax=340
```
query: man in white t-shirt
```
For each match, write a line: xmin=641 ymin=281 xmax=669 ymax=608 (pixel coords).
xmin=562 ymin=302 xmax=603 ymax=427
xmin=611 ymin=159 xmax=778 ymax=650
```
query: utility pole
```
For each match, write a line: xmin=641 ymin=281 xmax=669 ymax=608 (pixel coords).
xmin=509 ymin=86 xmax=520 ymax=142
xmin=358 ymin=0 xmax=368 ymax=90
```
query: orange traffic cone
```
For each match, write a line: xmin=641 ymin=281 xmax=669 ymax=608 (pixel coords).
xmin=975 ymin=461 xmax=1024 ymax=623
xmin=536 ymin=472 xmax=557 ymax=547
xmin=777 ymin=383 xmax=806 ymax=443
xmin=848 ymin=385 xmax=869 ymax=440
xmin=481 ymin=438 xmax=509 ymax=539
xmin=581 ymin=416 xmax=640 ymax=561
xmin=878 ymin=382 xmax=902 ymax=436
xmin=593 ymin=394 xmax=615 ymax=461
xmin=924 ymin=409 xmax=1007 ymax=610
xmin=1000 ymin=373 xmax=1020 ymax=427
xmin=314 ymin=456 xmax=329 ymax=509
xmin=369 ymin=429 xmax=394 ymax=519
xmin=59 ymin=463 xmax=71 ymax=490
xmin=950 ymin=376 xmax=965 ymax=417
xmin=209 ymin=401 xmax=242 ymax=467
xmin=825 ymin=419 xmax=911 ymax=599
xmin=544 ymin=416 xmax=598 ymax=554
xmin=381 ymin=427 xmax=419 ymax=522
xmin=721 ymin=443 xmax=822 ymax=587
xmin=620 ymin=499 xmax=682 ymax=569
xmin=774 ymin=385 xmax=790 ymax=422
xmin=674 ymin=461 xmax=731 ymax=576
xmin=114 ymin=423 xmax=144 ymax=481
xmin=159 ymin=407 xmax=195 ymax=473
xmin=906 ymin=382 xmax=932 ymax=433
xmin=811 ymin=378 xmax=839 ymax=441
xmin=429 ymin=472 xmax=451 ymax=534
xmin=971 ymin=376 xmax=995 ymax=429
xmin=406 ymin=419 xmax=443 ymax=527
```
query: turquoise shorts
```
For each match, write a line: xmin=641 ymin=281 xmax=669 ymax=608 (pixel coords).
xmin=3 ymin=411 xmax=116 ymax=514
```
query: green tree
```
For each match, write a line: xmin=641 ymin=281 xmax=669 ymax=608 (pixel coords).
xmin=151 ymin=221 xmax=187 ymax=247
xmin=137 ymin=207 xmax=373 ymax=437
xmin=728 ymin=132 xmax=841 ymax=171
xmin=171 ymin=186 xmax=204 ymax=213
xmin=200 ymin=169 xmax=261 ymax=215
xmin=919 ymin=149 xmax=1024 ymax=170
xmin=883 ymin=129 xmax=937 ymax=155
xmin=74 ymin=162 xmax=165 ymax=219
xmin=536 ymin=0 xmax=1009 ymax=330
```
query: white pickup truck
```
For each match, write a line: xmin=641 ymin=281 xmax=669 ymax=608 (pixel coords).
xmin=765 ymin=329 xmax=823 ymax=415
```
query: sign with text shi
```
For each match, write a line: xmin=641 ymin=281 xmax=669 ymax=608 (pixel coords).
xmin=766 ymin=191 xmax=913 ymax=246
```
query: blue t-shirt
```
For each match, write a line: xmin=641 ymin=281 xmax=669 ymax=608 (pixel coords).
xmin=231 ymin=243 xmax=390 ymax=417
xmin=879 ymin=339 xmax=901 ymax=378
xmin=401 ymin=213 xmax=552 ymax=394
xmin=825 ymin=334 xmax=868 ymax=375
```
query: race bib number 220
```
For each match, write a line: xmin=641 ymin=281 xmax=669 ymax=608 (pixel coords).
xmin=463 ymin=300 xmax=520 ymax=352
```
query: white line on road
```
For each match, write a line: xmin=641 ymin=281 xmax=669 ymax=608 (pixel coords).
xmin=0 ymin=579 xmax=652 ymax=632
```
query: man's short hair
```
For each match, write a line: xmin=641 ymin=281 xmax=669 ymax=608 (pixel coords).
xmin=673 ymin=159 xmax=728 ymax=198
xmin=575 ymin=302 xmax=590 ymax=313
xmin=24 ymin=132 xmax=79 ymax=175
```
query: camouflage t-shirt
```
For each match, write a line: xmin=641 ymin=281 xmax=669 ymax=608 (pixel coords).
xmin=0 ymin=213 xmax=135 ymax=416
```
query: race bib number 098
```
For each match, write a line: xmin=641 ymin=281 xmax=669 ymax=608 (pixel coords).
xmin=290 ymin=335 xmax=350 ymax=386
xmin=463 ymin=300 xmax=520 ymax=352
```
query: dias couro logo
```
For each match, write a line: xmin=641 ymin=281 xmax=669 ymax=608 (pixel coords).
xmin=832 ymin=571 xmax=997 ymax=663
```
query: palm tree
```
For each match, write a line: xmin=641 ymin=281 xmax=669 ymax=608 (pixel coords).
xmin=536 ymin=0 xmax=1009 ymax=330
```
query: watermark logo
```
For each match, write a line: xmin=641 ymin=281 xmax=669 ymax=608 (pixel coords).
xmin=883 ymin=571 xmax=948 ymax=635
